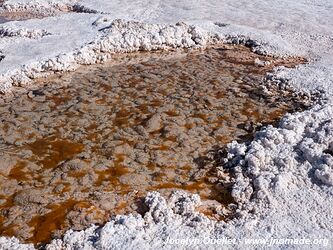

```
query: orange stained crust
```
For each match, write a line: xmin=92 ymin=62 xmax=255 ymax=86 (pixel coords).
xmin=49 ymin=95 xmax=71 ymax=106
xmin=27 ymin=200 xmax=90 ymax=245
xmin=113 ymin=108 xmax=131 ymax=127
xmin=165 ymin=109 xmax=179 ymax=116
xmin=94 ymin=154 xmax=130 ymax=192
xmin=27 ymin=137 xmax=85 ymax=169
xmin=191 ymin=113 xmax=209 ymax=121
xmin=8 ymin=162 xmax=30 ymax=182
xmin=0 ymin=44 xmax=308 ymax=246
xmin=0 ymin=196 xmax=17 ymax=239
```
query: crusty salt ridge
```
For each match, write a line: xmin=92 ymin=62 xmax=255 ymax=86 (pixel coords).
xmin=0 ymin=18 xmax=219 ymax=93
xmin=0 ymin=17 xmax=304 ymax=94
xmin=1 ymin=0 xmax=76 ymax=13
xmin=3 ymin=1 xmax=329 ymax=94
xmin=0 ymin=0 xmax=333 ymax=249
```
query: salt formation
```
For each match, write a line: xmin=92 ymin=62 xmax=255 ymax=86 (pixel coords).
xmin=0 ymin=0 xmax=332 ymax=249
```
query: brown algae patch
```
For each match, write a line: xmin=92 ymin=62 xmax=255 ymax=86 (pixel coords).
xmin=8 ymin=162 xmax=30 ymax=182
xmin=27 ymin=199 xmax=79 ymax=244
xmin=28 ymin=137 xmax=85 ymax=169
xmin=0 ymin=44 xmax=310 ymax=246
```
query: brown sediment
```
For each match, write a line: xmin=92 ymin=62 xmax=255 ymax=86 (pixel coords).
xmin=197 ymin=206 xmax=218 ymax=220
xmin=165 ymin=109 xmax=179 ymax=116
xmin=0 ymin=222 xmax=17 ymax=241
xmin=113 ymin=108 xmax=131 ymax=127
xmin=60 ymin=182 xmax=71 ymax=194
xmin=215 ymin=135 xmax=230 ymax=144
xmin=267 ymin=108 xmax=290 ymax=122
xmin=94 ymin=154 xmax=130 ymax=189
xmin=8 ymin=162 xmax=30 ymax=182
xmin=0 ymin=195 xmax=15 ymax=210
xmin=68 ymin=171 xmax=87 ymax=178
xmin=27 ymin=200 xmax=79 ymax=245
xmin=157 ymin=144 xmax=170 ymax=151
xmin=49 ymin=95 xmax=71 ymax=106
xmin=147 ymin=162 xmax=157 ymax=170
xmin=113 ymin=201 xmax=128 ymax=215
xmin=28 ymin=137 xmax=84 ymax=169
xmin=0 ymin=196 xmax=16 ymax=238
xmin=215 ymin=91 xmax=225 ymax=99
xmin=191 ymin=113 xmax=208 ymax=121
xmin=241 ymin=101 xmax=262 ymax=122
xmin=0 ymin=44 xmax=310 ymax=245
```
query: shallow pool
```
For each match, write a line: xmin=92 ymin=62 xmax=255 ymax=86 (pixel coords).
xmin=0 ymin=44 xmax=308 ymax=246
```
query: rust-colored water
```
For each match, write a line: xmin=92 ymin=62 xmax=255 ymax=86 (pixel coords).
xmin=0 ymin=44 xmax=308 ymax=246
xmin=28 ymin=137 xmax=85 ymax=169
xmin=28 ymin=200 xmax=79 ymax=244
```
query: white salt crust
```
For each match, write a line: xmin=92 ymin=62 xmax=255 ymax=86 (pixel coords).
xmin=0 ymin=0 xmax=333 ymax=249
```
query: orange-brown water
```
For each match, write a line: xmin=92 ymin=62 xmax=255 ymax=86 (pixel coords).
xmin=0 ymin=45 xmax=308 ymax=246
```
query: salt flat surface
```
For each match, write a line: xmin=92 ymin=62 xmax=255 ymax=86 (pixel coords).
xmin=49 ymin=0 xmax=333 ymax=95
xmin=0 ymin=0 xmax=332 ymax=249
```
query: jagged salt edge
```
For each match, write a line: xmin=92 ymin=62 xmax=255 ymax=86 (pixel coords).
xmin=223 ymin=103 xmax=333 ymax=209
xmin=0 ymin=20 xmax=216 ymax=93
xmin=0 ymin=19 xmax=308 ymax=94
xmin=0 ymin=0 xmax=101 ymax=18
xmin=0 ymin=26 xmax=51 ymax=39
xmin=0 ymin=0 xmax=77 ymax=13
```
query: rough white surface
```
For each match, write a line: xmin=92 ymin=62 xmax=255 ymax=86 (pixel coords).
xmin=0 ymin=237 xmax=34 ymax=250
xmin=0 ymin=0 xmax=333 ymax=249
xmin=52 ymin=0 xmax=333 ymax=96
xmin=0 ymin=16 xmax=304 ymax=94
xmin=223 ymin=103 xmax=333 ymax=237
xmin=1 ymin=0 xmax=76 ymax=12
xmin=0 ymin=17 xmax=217 ymax=93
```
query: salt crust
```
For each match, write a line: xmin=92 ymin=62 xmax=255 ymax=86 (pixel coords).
xmin=0 ymin=0 xmax=333 ymax=249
